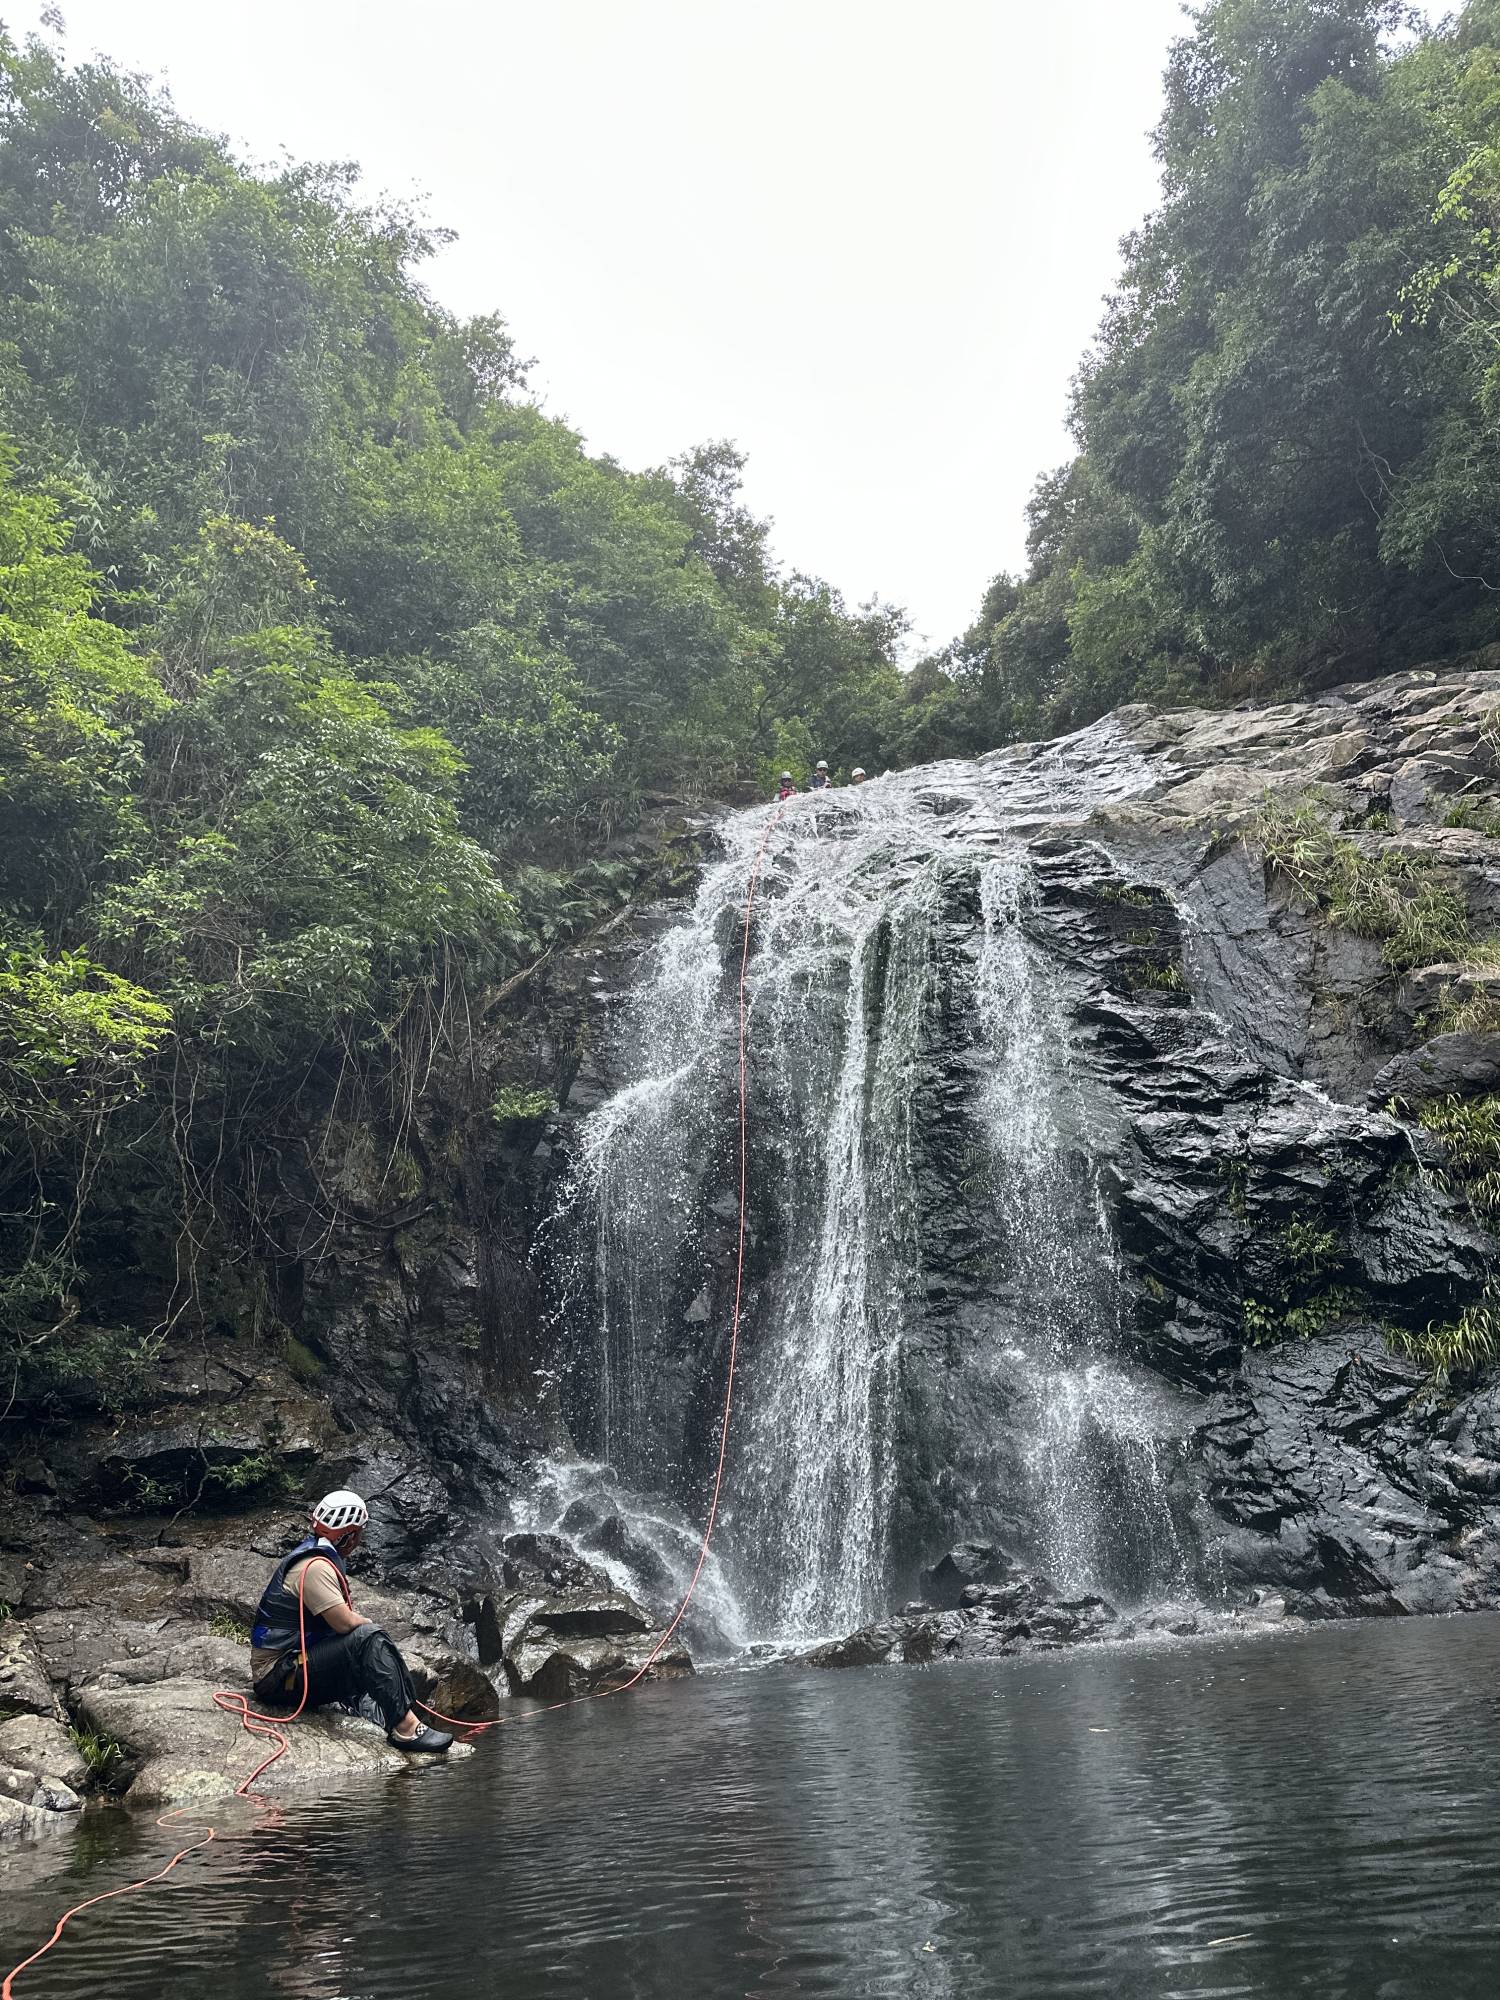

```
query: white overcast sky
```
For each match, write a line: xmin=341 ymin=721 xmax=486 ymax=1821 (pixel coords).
xmin=4 ymin=1 xmax=1456 ymax=649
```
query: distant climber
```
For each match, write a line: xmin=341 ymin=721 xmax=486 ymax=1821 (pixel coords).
xmin=851 ymin=767 xmax=867 ymax=784
xmin=249 ymin=1489 xmax=452 ymax=1753
xmin=776 ymin=771 xmax=798 ymax=800
xmin=810 ymin=760 xmax=832 ymax=790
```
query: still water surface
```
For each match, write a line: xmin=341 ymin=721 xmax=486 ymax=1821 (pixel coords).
xmin=4 ymin=1616 xmax=1500 ymax=1998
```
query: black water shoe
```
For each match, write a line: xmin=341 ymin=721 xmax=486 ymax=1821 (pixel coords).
xmin=389 ymin=1724 xmax=452 ymax=1753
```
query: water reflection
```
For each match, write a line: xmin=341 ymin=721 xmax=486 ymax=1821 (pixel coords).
xmin=5 ymin=1618 xmax=1500 ymax=1998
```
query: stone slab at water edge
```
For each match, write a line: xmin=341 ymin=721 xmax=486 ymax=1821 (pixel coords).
xmin=0 ymin=1515 xmax=687 ymax=1822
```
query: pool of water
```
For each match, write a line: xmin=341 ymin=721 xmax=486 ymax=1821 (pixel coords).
xmin=5 ymin=1615 xmax=1500 ymax=1998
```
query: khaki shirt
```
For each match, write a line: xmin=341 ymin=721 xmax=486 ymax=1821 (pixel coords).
xmin=249 ymin=1555 xmax=348 ymax=1681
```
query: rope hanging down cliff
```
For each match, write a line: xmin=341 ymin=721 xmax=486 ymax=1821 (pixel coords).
xmin=2 ymin=794 xmax=792 ymax=1997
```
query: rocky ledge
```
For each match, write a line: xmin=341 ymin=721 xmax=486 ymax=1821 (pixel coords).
xmin=795 ymin=1543 xmax=1281 ymax=1673
xmin=0 ymin=1507 xmax=689 ymax=1832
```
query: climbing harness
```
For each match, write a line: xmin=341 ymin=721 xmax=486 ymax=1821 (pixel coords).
xmin=3 ymin=795 xmax=792 ymax=1995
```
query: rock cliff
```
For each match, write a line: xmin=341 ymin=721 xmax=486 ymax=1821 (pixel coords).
xmin=6 ymin=661 xmax=1500 ymax=1812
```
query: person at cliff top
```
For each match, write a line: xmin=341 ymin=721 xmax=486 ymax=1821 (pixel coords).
xmin=776 ymin=771 xmax=797 ymax=800
xmin=809 ymin=760 xmax=832 ymax=790
xmin=851 ymin=767 xmax=867 ymax=784
xmin=249 ymin=1489 xmax=451 ymax=1753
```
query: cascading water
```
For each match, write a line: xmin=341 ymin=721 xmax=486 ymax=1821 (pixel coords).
xmin=974 ymin=856 xmax=1187 ymax=1600
xmin=547 ymin=719 xmax=1194 ymax=1644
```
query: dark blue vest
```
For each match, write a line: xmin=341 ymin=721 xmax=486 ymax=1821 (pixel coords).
xmin=250 ymin=1536 xmax=350 ymax=1656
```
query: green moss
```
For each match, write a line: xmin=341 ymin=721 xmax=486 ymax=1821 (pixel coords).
xmin=281 ymin=1333 xmax=326 ymax=1385
xmin=209 ymin=1611 xmax=251 ymax=1642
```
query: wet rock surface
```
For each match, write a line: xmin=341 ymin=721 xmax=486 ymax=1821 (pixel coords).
xmin=75 ymin=1669 xmax=475 ymax=1807
xmin=710 ymin=665 xmax=1500 ymax=1659
xmin=10 ymin=661 xmax=1500 ymax=1742
xmin=468 ymin=1538 xmax=692 ymax=1701
xmin=798 ymin=1571 xmax=1121 ymax=1671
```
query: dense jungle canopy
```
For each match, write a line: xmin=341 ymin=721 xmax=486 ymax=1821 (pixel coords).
xmin=7 ymin=0 xmax=1500 ymax=1411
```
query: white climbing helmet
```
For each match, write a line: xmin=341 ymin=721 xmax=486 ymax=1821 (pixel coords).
xmin=311 ymin=1489 xmax=368 ymax=1535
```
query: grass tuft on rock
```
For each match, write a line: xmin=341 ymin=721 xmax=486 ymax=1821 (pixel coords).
xmin=70 ymin=1722 xmax=127 ymax=1785
xmin=1257 ymin=799 xmax=1471 ymax=970
xmin=1386 ymin=1288 xmax=1500 ymax=1380
xmin=1414 ymin=1092 xmax=1500 ymax=1218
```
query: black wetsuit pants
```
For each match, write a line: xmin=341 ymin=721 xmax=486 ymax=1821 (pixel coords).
xmin=253 ymin=1624 xmax=415 ymax=1733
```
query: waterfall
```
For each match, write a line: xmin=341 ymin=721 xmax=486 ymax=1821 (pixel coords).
xmin=547 ymin=721 xmax=1191 ymax=1644
xmin=731 ymin=856 xmax=937 ymax=1635
xmin=974 ymin=856 xmax=1187 ymax=1601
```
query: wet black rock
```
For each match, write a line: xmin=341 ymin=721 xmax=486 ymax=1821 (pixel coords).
xmin=499 ymin=1532 xmax=601 ymax=1594
xmin=1196 ymin=1326 xmax=1500 ymax=1617
xmin=1370 ymin=1032 xmax=1500 ymax=1108
xmin=919 ymin=1543 xmax=1027 ymax=1610
xmin=800 ymin=1574 xmax=1119 ymax=1671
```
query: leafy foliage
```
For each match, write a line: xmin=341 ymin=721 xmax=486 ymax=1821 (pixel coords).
xmin=0 ymin=24 xmax=969 ymax=1415
xmin=1414 ymin=1090 xmax=1500 ymax=1215
xmin=938 ymin=0 xmax=1500 ymax=741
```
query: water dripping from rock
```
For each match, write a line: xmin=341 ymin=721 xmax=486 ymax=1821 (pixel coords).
xmin=544 ymin=722 xmax=1194 ymax=1645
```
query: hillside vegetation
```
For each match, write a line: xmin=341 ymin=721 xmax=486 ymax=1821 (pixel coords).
xmin=943 ymin=0 xmax=1500 ymax=742
xmin=8 ymin=1 xmax=1500 ymax=1418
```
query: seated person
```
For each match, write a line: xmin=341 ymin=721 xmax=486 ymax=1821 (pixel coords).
xmin=249 ymin=1488 xmax=451 ymax=1753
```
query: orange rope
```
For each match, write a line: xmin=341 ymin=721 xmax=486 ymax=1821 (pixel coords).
xmin=4 ymin=797 xmax=791 ymax=1991
xmin=414 ymin=795 xmax=789 ymax=1735
xmin=3 ymin=1559 xmax=320 ymax=1998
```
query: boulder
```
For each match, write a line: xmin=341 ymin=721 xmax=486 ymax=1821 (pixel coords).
xmin=0 ymin=1792 xmax=44 ymax=1840
xmin=30 ymin=1775 xmax=82 ymax=1813
xmin=404 ymin=1646 xmax=500 ymax=1722
xmin=506 ymin=1629 xmax=693 ymax=1701
xmin=1371 ymin=1032 xmax=1500 ymax=1108
xmin=0 ymin=1765 xmax=77 ymax=1830
xmin=918 ymin=1543 xmax=1024 ymax=1611
xmin=0 ymin=1621 xmax=62 ymax=1722
xmin=74 ymin=1673 xmax=473 ymax=1805
xmin=0 ymin=1713 xmax=89 ymax=1791
xmin=494 ymin=1570 xmax=687 ymax=1699
xmin=801 ymin=1625 xmax=900 ymax=1670
xmin=525 ymin=1588 xmax=653 ymax=1639
xmin=498 ymin=1532 xmax=602 ymax=1594
xmin=800 ymin=1575 xmax=1119 ymax=1673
